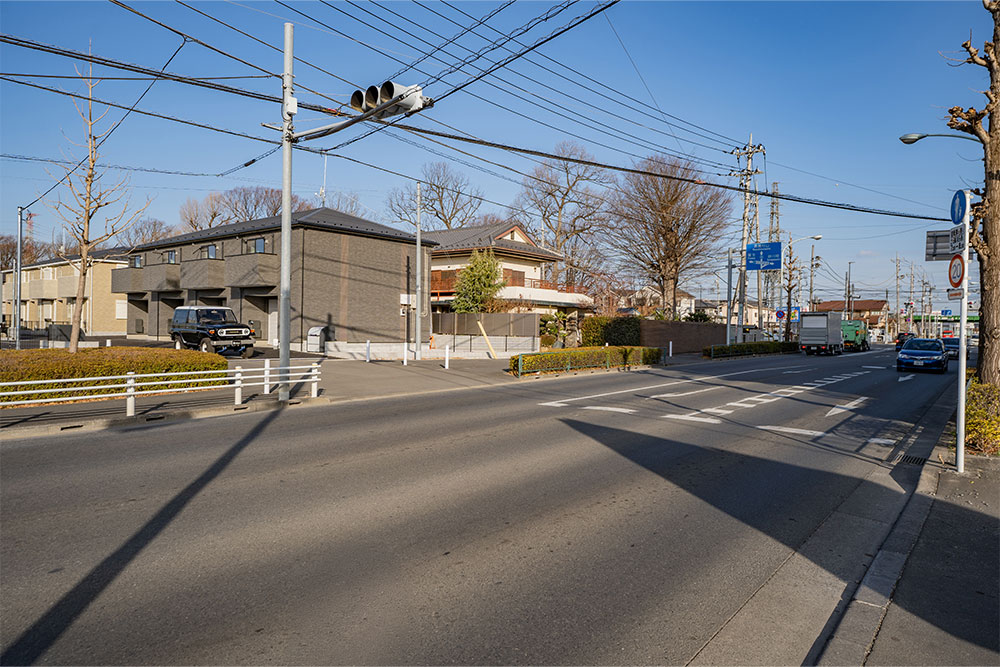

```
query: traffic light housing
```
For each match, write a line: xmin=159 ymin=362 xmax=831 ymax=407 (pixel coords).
xmin=350 ymin=81 xmax=430 ymax=118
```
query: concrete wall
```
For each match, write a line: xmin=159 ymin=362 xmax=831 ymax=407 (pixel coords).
xmin=639 ymin=320 xmax=727 ymax=353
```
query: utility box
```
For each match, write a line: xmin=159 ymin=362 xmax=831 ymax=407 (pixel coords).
xmin=306 ymin=326 xmax=329 ymax=353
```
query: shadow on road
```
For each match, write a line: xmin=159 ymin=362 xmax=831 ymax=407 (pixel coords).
xmin=1 ymin=407 xmax=285 ymax=665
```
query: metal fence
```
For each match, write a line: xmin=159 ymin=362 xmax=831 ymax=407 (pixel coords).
xmin=433 ymin=312 xmax=539 ymax=337
xmin=0 ymin=361 xmax=320 ymax=416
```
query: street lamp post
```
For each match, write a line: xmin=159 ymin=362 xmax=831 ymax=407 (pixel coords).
xmin=899 ymin=133 xmax=980 ymax=145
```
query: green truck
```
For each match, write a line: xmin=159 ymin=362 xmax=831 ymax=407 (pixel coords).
xmin=841 ymin=319 xmax=870 ymax=352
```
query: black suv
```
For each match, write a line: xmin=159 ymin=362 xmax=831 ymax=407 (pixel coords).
xmin=169 ymin=306 xmax=255 ymax=357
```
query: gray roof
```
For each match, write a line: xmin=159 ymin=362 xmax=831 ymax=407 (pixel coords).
xmin=8 ymin=246 xmax=129 ymax=271
xmin=134 ymin=208 xmax=435 ymax=251
xmin=423 ymin=221 xmax=562 ymax=261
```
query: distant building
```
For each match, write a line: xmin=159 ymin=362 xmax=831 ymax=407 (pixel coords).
xmin=2 ymin=248 xmax=128 ymax=336
xmin=813 ymin=299 xmax=889 ymax=335
xmin=424 ymin=221 xmax=593 ymax=315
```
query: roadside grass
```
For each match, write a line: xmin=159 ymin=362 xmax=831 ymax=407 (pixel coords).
xmin=965 ymin=372 xmax=1000 ymax=456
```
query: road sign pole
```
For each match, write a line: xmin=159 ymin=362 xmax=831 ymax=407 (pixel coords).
xmin=726 ymin=248 xmax=733 ymax=346
xmin=955 ymin=191 xmax=970 ymax=474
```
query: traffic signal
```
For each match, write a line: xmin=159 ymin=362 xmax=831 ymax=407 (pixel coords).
xmin=350 ymin=81 xmax=431 ymax=118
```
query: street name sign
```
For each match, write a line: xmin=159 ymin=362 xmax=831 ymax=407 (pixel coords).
xmin=746 ymin=242 xmax=782 ymax=271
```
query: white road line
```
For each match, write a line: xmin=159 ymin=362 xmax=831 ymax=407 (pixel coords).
xmin=649 ymin=386 xmax=720 ymax=398
xmin=757 ymin=425 xmax=827 ymax=437
xmin=727 ymin=401 xmax=760 ymax=408
xmin=535 ymin=366 xmax=806 ymax=406
xmin=664 ymin=414 xmax=722 ymax=424
xmin=825 ymin=396 xmax=869 ymax=417
xmin=703 ymin=408 xmax=734 ymax=415
xmin=862 ymin=366 xmax=886 ymax=369
xmin=868 ymin=437 xmax=897 ymax=445
xmin=582 ymin=406 xmax=636 ymax=414
xmin=898 ymin=374 xmax=915 ymax=383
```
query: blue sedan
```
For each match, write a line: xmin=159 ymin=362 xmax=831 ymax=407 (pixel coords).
xmin=896 ymin=338 xmax=949 ymax=373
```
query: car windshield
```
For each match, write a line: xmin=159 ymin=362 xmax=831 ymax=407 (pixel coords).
xmin=942 ymin=338 xmax=959 ymax=347
xmin=197 ymin=308 xmax=238 ymax=324
xmin=902 ymin=339 xmax=943 ymax=352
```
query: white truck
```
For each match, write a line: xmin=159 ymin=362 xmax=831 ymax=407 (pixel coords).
xmin=799 ymin=311 xmax=844 ymax=355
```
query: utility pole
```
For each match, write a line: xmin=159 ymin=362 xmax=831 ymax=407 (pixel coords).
xmin=894 ymin=254 xmax=902 ymax=339
xmin=766 ymin=182 xmax=780 ymax=333
xmin=846 ymin=261 xmax=854 ymax=319
xmin=13 ymin=206 xmax=23 ymax=349
xmin=730 ymin=136 xmax=764 ymax=342
xmin=277 ymin=22 xmax=295 ymax=401
xmin=809 ymin=244 xmax=817 ymax=311
xmin=909 ymin=264 xmax=915 ymax=334
xmin=415 ymin=183 xmax=422 ymax=361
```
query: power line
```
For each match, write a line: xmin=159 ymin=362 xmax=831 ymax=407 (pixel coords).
xmin=0 ymin=72 xmax=273 ymax=81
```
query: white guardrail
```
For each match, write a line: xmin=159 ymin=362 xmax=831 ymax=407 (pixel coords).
xmin=0 ymin=359 xmax=320 ymax=416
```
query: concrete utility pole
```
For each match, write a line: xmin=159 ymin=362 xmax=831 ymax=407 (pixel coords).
xmin=730 ymin=136 xmax=764 ymax=342
xmin=278 ymin=22 xmax=295 ymax=401
xmin=894 ymin=254 xmax=902 ymax=339
xmin=415 ymin=183 xmax=422 ymax=361
xmin=909 ymin=264 xmax=915 ymax=333
xmin=809 ymin=244 xmax=817 ymax=311
xmin=13 ymin=206 xmax=23 ymax=349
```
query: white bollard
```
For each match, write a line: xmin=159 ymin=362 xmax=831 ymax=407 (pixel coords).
xmin=402 ymin=341 xmax=407 ymax=366
xmin=310 ymin=362 xmax=319 ymax=398
xmin=263 ymin=358 xmax=271 ymax=395
xmin=445 ymin=344 xmax=450 ymax=370
xmin=366 ymin=339 xmax=371 ymax=363
xmin=669 ymin=341 xmax=673 ymax=357
xmin=235 ymin=366 xmax=243 ymax=405
xmin=126 ymin=371 xmax=135 ymax=417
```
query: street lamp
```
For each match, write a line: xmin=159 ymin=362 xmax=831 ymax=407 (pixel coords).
xmin=899 ymin=133 xmax=979 ymax=145
xmin=782 ymin=234 xmax=822 ymax=341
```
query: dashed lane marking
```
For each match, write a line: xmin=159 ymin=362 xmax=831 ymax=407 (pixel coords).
xmin=898 ymin=374 xmax=915 ymax=383
xmin=649 ymin=386 xmax=721 ymax=398
xmin=582 ymin=406 xmax=636 ymax=414
xmin=664 ymin=414 xmax=722 ymax=424
xmin=862 ymin=365 xmax=886 ymax=369
xmin=757 ymin=425 xmax=827 ymax=437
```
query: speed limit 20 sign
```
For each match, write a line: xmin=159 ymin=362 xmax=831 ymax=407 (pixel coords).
xmin=948 ymin=254 xmax=965 ymax=288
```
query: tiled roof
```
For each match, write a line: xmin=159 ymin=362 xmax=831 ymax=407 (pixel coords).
xmin=13 ymin=246 xmax=130 ymax=270
xmin=134 ymin=208 xmax=434 ymax=251
xmin=814 ymin=299 xmax=888 ymax=312
xmin=423 ymin=222 xmax=562 ymax=261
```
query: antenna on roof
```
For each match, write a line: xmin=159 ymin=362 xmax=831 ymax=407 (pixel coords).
xmin=316 ymin=156 xmax=328 ymax=207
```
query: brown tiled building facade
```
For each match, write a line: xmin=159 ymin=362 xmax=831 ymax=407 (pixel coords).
xmin=111 ymin=208 xmax=434 ymax=348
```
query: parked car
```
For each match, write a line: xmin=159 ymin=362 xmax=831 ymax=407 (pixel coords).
xmin=896 ymin=338 xmax=949 ymax=373
xmin=941 ymin=337 xmax=968 ymax=360
xmin=895 ymin=332 xmax=916 ymax=351
xmin=169 ymin=306 xmax=255 ymax=357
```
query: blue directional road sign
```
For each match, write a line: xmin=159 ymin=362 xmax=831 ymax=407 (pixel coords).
xmin=942 ymin=309 xmax=952 ymax=316
xmin=746 ymin=242 xmax=782 ymax=271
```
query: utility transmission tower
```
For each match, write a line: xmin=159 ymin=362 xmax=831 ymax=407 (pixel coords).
xmin=730 ymin=136 xmax=765 ymax=341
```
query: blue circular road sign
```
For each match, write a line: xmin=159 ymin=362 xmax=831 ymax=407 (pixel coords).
xmin=951 ymin=190 xmax=969 ymax=225
xmin=776 ymin=309 xmax=785 ymax=319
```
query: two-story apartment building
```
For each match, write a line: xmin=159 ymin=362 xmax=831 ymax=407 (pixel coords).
xmin=2 ymin=248 xmax=128 ymax=336
xmin=424 ymin=222 xmax=593 ymax=315
xmin=111 ymin=208 xmax=435 ymax=349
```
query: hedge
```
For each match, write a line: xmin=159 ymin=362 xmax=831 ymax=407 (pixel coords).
xmin=965 ymin=377 xmax=1000 ymax=456
xmin=703 ymin=341 xmax=800 ymax=358
xmin=579 ymin=316 xmax=640 ymax=347
xmin=511 ymin=345 xmax=661 ymax=376
xmin=0 ymin=347 xmax=230 ymax=404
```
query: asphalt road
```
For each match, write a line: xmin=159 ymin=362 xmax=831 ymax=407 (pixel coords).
xmin=0 ymin=346 xmax=957 ymax=665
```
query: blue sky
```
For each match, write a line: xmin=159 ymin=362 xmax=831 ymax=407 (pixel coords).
xmin=0 ymin=1 xmax=990 ymax=308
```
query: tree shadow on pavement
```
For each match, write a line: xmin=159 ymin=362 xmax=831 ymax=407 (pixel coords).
xmin=0 ymin=407 xmax=285 ymax=666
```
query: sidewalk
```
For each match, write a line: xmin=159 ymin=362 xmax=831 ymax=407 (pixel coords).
xmin=820 ymin=410 xmax=1000 ymax=665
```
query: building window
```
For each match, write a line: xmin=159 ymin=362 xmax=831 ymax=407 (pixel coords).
xmin=205 ymin=244 xmax=217 ymax=259
xmin=165 ymin=250 xmax=177 ymax=264
xmin=247 ymin=238 xmax=266 ymax=254
xmin=41 ymin=267 xmax=54 ymax=280
xmin=130 ymin=255 xmax=143 ymax=268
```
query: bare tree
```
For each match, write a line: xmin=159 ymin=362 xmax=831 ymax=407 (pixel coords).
xmin=112 ymin=217 xmax=174 ymax=248
xmin=948 ymin=1 xmax=1000 ymax=383
xmin=47 ymin=65 xmax=150 ymax=352
xmin=512 ymin=141 xmax=611 ymax=286
xmin=327 ymin=190 xmax=364 ymax=217
xmin=222 ymin=186 xmax=312 ymax=221
xmin=387 ymin=162 xmax=483 ymax=230
xmin=601 ymin=156 xmax=733 ymax=319
xmin=0 ymin=235 xmax=57 ymax=270
xmin=179 ymin=193 xmax=230 ymax=232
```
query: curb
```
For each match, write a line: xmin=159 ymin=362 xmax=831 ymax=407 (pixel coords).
xmin=816 ymin=391 xmax=958 ymax=665
xmin=0 ymin=395 xmax=332 ymax=442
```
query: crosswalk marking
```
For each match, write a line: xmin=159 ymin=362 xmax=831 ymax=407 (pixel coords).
xmin=757 ymin=425 xmax=826 ymax=437
xmin=664 ymin=414 xmax=722 ymax=424
xmin=582 ymin=406 xmax=636 ymax=414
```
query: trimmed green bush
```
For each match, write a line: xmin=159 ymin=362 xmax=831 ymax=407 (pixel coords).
xmin=702 ymin=341 xmax=800 ymax=358
xmin=580 ymin=316 xmax=641 ymax=347
xmin=510 ymin=346 xmax=662 ymax=376
xmin=965 ymin=377 xmax=1000 ymax=456
xmin=0 ymin=347 xmax=230 ymax=404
